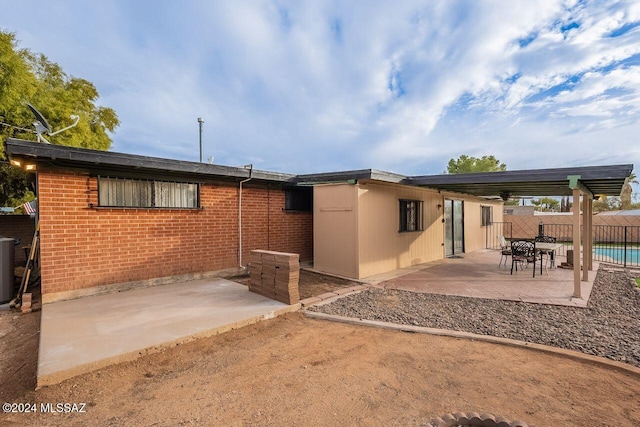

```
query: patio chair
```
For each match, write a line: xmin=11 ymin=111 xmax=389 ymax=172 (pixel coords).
xmin=498 ymin=235 xmax=511 ymax=267
xmin=510 ymin=240 xmax=537 ymax=277
xmin=535 ymin=235 xmax=557 ymax=273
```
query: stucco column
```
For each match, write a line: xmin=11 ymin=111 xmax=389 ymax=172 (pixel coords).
xmin=572 ymin=188 xmax=581 ymax=299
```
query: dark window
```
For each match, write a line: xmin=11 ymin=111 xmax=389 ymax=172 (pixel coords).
xmin=285 ymin=187 xmax=312 ymax=212
xmin=98 ymin=177 xmax=199 ymax=208
xmin=481 ymin=205 xmax=493 ymax=226
xmin=399 ymin=199 xmax=424 ymax=232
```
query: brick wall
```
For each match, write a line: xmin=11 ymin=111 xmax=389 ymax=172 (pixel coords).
xmin=0 ymin=215 xmax=36 ymax=266
xmin=37 ymin=171 xmax=312 ymax=295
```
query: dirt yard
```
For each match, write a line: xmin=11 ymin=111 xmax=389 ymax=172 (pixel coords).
xmin=1 ymin=271 xmax=639 ymax=426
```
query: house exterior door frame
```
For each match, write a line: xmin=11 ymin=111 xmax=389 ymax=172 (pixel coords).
xmin=444 ymin=199 xmax=464 ymax=257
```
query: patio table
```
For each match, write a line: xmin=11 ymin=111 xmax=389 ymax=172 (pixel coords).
xmin=535 ymin=242 xmax=562 ymax=274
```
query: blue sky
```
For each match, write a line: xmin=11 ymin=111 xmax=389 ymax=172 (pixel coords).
xmin=2 ymin=0 xmax=640 ymax=184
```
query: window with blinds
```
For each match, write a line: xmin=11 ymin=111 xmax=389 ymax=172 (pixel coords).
xmin=98 ymin=177 xmax=199 ymax=208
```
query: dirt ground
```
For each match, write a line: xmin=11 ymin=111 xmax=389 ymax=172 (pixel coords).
xmin=1 ymin=276 xmax=640 ymax=426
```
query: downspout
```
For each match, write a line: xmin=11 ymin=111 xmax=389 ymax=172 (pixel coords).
xmin=238 ymin=165 xmax=253 ymax=269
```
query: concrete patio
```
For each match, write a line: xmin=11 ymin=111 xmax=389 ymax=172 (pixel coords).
xmin=37 ymin=278 xmax=298 ymax=387
xmin=365 ymin=249 xmax=597 ymax=307
xmin=37 ymin=250 xmax=598 ymax=387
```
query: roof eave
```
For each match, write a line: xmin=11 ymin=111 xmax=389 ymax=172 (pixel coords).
xmin=5 ymin=138 xmax=294 ymax=183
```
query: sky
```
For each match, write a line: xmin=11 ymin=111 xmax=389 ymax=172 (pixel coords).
xmin=2 ymin=0 xmax=640 ymax=183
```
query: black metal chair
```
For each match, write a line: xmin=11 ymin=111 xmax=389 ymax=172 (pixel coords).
xmin=510 ymin=240 xmax=537 ymax=277
xmin=535 ymin=235 xmax=557 ymax=274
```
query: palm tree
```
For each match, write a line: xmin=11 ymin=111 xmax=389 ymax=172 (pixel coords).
xmin=621 ymin=172 xmax=638 ymax=210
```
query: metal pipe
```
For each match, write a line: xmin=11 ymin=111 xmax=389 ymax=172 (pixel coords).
xmin=238 ymin=165 xmax=253 ymax=269
xmin=49 ymin=115 xmax=80 ymax=136
xmin=198 ymin=117 xmax=204 ymax=162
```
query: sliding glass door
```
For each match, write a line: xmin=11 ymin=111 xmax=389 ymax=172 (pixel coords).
xmin=444 ymin=199 xmax=464 ymax=257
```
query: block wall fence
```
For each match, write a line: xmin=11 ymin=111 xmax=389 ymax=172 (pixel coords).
xmin=505 ymin=214 xmax=640 ymax=241
xmin=37 ymin=171 xmax=312 ymax=296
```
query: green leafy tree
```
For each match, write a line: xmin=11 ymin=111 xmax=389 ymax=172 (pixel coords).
xmin=1 ymin=30 xmax=119 ymax=208
xmin=593 ymin=195 xmax=621 ymax=213
xmin=446 ymin=155 xmax=507 ymax=174
xmin=531 ymin=197 xmax=560 ymax=212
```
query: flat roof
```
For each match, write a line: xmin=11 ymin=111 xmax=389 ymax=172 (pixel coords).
xmin=4 ymin=138 xmax=633 ymax=196
xmin=406 ymin=165 xmax=634 ymax=197
xmin=4 ymin=138 xmax=294 ymax=184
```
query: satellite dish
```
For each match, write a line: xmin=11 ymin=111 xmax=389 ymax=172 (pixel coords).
xmin=26 ymin=103 xmax=79 ymax=144
xmin=27 ymin=103 xmax=52 ymax=135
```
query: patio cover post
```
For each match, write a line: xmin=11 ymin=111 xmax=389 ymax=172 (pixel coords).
xmin=572 ymin=187 xmax=581 ymax=298
xmin=568 ymin=174 xmax=596 ymax=299
xmin=585 ymin=196 xmax=593 ymax=273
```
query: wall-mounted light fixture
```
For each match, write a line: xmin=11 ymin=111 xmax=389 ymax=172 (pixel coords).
xmin=9 ymin=158 xmax=36 ymax=171
xmin=437 ymin=204 xmax=442 ymax=209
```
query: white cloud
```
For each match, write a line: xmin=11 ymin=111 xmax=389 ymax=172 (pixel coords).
xmin=3 ymin=0 xmax=640 ymax=177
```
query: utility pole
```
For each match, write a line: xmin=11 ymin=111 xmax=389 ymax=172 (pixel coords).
xmin=198 ymin=117 xmax=204 ymax=162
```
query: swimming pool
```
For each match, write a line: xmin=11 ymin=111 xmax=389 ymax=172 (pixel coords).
xmin=593 ymin=247 xmax=640 ymax=266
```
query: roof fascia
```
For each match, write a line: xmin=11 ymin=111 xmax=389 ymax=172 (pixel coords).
xmin=5 ymin=138 xmax=293 ymax=184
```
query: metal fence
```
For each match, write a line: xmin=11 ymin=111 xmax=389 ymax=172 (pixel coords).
xmin=538 ymin=223 xmax=572 ymax=258
xmin=593 ymin=225 xmax=640 ymax=268
xmin=485 ymin=222 xmax=640 ymax=267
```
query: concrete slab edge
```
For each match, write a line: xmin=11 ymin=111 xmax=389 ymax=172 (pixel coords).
xmin=42 ymin=267 xmax=249 ymax=304
xmin=37 ymin=303 xmax=299 ymax=388
xmin=303 ymin=311 xmax=640 ymax=378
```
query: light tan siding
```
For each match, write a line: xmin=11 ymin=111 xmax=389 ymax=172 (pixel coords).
xmin=313 ymin=182 xmax=504 ymax=280
xmin=313 ymin=184 xmax=359 ymax=278
xmin=357 ymin=181 xmax=444 ymax=278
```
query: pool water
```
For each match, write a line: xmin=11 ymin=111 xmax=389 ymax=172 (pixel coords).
xmin=593 ymin=247 xmax=640 ymax=265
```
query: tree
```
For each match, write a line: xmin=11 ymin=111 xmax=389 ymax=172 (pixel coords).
xmin=446 ymin=155 xmax=507 ymax=174
xmin=531 ymin=197 xmax=560 ymax=212
xmin=1 ymin=30 xmax=119 ymax=207
xmin=560 ymin=196 xmax=572 ymax=212
xmin=620 ymin=172 xmax=638 ymax=210
xmin=593 ymin=195 xmax=621 ymax=213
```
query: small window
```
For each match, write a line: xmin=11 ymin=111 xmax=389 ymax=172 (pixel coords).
xmin=285 ymin=187 xmax=312 ymax=212
xmin=399 ymin=199 xmax=424 ymax=232
xmin=481 ymin=206 xmax=493 ymax=226
xmin=98 ymin=177 xmax=199 ymax=208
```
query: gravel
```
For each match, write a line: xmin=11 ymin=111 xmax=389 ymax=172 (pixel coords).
xmin=309 ymin=267 xmax=640 ymax=367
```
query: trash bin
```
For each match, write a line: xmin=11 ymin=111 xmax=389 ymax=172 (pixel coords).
xmin=0 ymin=237 xmax=15 ymax=303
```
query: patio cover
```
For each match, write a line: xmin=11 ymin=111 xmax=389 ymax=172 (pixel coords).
xmin=406 ymin=164 xmax=633 ymax=198
xmin=408 ymin=164 xmax=634 ymax=300
xmin=296 ymin=164 xmax=634 ymax=300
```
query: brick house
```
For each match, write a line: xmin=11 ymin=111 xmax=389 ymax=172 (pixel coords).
xmin=6 ymin=138 xmax=508 ymax=301
xmin=6 ymin=139 xmax=312 ymax=302
xmin=5 ymin=139 xmax=633 ymax=302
